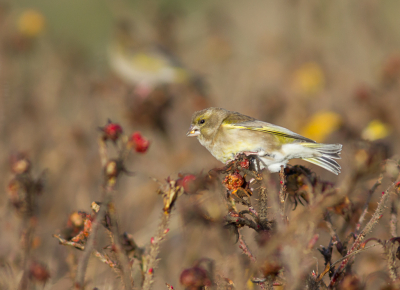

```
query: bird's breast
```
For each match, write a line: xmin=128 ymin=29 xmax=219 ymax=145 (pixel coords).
xmin=206 ymin=127 xmax=281 ymax=163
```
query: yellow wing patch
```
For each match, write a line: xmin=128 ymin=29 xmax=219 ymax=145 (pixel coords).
xmin=222 ymin=123 xmax=313 ymax=144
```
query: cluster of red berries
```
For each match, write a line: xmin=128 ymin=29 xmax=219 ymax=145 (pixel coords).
xmin=101 ymin=121 xmax=150 ymax=153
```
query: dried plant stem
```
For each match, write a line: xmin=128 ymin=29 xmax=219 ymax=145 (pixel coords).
xmin=386 ymin=243 xmax=399 ymax=282
xmin=278 ymin=166 xmax=286 ymax=222
xmin=258 ymin=186 xmax=268 ymax=222
xmin=18 ymin=222 xmax=34 ymax=290
xmin=18 ymin=174 xmax=38 ymax=290
xmin=53 ymin=234 xmax=85 ymax=250
xmin=74 ymin=189 xmax=111 ymax=289
xmin=330 ymin=244 xmax=378 ymax=269
xmin=238 ymin=232 xmax=256 ymax=263
xmin=75 ymin=181 xmax=132 ymax=290
xmin=256 ymin=170 xmax=268 ymax=222
xmin=329 ymin=178 xmax=399 ymax=288
xmin=142 ymin=212 xmax=171 ymax=290
xmin=98 ymin=138 xmax=108 ymax=167
xmin=390 ymin=199 xmax=398 ymax=238
xmin=93 ymin=250 xmax=120 ymax=275
xmin=238 ymin=233 xmax=269 ymax=289
xmin=324 ymin=212 xmax=345 ymax=256
xmin=355 ymin=175 xmax=383 ymax=234
xmin=108 ymin=201 xmax=134 ymax=289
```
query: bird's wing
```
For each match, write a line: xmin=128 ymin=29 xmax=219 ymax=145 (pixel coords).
xmin=223 ymin=120 xmax=316 ymax=143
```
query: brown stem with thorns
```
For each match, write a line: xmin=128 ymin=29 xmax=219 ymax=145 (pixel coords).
xmin=74 ymin=185 xmax=114 ymax=289
xmin=355 ymin=175 xmax=383 ymax=234
xmin=390 ymin=199 xmax=398 ymax=238
xmin=142 ymin=212 xmax=171 ymax=290
xmin=279 ymin=165 xmax=287 ymax=222
xmin=329 ymin=177 xmax=399 ymax=288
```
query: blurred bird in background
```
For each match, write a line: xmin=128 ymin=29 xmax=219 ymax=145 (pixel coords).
xmin=108 ymin=17 xmax=209 ymax=137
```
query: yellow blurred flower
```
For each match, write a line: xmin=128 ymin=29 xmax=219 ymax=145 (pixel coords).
xmin=361 ymin=119 xmax=391 ymax=141
xmin=301 ymin=111 xmax=342 ymax=142
xmin=293 ymin=62 xmax=325 ymax=95
xmin=17 ymin=9 xmax=45 ymax=37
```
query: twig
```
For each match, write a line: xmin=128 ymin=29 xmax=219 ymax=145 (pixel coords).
xmin=386 ymin=241 xmax=399 ymax=282
xmin=329 ymin=177 xmax=399 ymax=288
xmin=18 ymin=173 xmax=40 ymax=290
xmin=74 ymin=188 xmax=111 ymax=289
xmin=98 ymin=137 xmax=108 ymax=167
xmin=108 ymin=201 xmax=134 ymax=289
xmin=93 ymin=250 xmax=120 ymax=275
xmin=390 ymin=199 xmax=398 ymax=238
xmin=279 ymin=165 xmax=286 ymax=222
xmin=355 ymin=175 xmax=383 ymax=234
xmin=238 ymin=232 xmax=270 ymax=289
xmin=75 ymin=174 xmax=132 ymax=289
xmin=53 ymin=234 xmax=85 ymax=250
xmin=324 ymin=212 xmax=346 ymax=256
xmin=142 ymin=212 xmax=171 ymax=290
xmin=330 ymin=244 xmax=378 ymax=269
xmin=224 ymin=215 xmax=258 ymax=231
xmin=238 ymin=232 xmax=256 ymax=263
xmin=257 ymin=171 xmax=268 ymax=222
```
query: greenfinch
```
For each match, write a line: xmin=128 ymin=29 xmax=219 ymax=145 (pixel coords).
xmin=108 ymin=20 xmax=200 ymax=97
xmin=187 ymin=107 xmax=342 ymax=175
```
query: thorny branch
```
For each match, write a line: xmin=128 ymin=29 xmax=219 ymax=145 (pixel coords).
xmin=329 ymin=176 xmax=400 ymax=287
xmin=142 ymin=213 xmax=171 ymax=290
xmin=355 ymin=174 xmax=383 ymax=234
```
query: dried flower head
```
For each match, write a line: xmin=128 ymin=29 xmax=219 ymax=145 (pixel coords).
xmin=284 ymin=165 xmax=335 ymax=208
xmin=159 ymin=177 xmax=184 ymax=213
xmin=223 ymin=172 xmax=244 ymax=193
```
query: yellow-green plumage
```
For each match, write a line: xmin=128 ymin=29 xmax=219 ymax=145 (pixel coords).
xmin=187 ymin=107 xmax=342 ymax=174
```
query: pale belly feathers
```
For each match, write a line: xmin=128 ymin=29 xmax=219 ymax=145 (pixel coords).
xmin=198 ymin=127 xmax=318 ymax=173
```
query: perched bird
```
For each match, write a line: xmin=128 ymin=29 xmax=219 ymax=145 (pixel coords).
xmin=187 ymin=107 xmax=342 ymax=175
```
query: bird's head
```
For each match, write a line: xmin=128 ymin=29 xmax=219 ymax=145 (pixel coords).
xmin=187 ymin=107 xmax=228 ymax=141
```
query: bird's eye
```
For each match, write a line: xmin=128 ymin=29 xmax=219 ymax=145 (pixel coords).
xmin=199 ymin=119 xmax=205 ymax=124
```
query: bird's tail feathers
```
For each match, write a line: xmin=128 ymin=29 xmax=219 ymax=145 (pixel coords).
xmin=303 ymin=157 xmax=341 ymax=175
xmin=301 ymin=143 xmax=342 ymax=159
xmin=300 ymin=143 xmax=342 ymax=175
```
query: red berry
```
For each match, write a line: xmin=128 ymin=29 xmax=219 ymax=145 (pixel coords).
xmin=129 ymin=132 xmax=150 ymax=153
xmin=177 ymin=174 xmax=197 ymax=193
xmin=29 ymin=261 xmax=50 ymax=283
xmin=102 ymin=122 xmax=123 ymax=141
xmin=180 ymin=267 xmax=211 ymax=288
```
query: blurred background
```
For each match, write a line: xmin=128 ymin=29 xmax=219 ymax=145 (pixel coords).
xmin=1 ymin=0 xmax=400 ymax=289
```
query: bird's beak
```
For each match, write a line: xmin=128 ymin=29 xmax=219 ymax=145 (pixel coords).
xmin=186 ymin=125 xmax=200 ymax=137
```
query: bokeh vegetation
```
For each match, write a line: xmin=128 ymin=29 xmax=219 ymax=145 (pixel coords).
xmin=1 ymin=1 xmax=400 ymax=289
